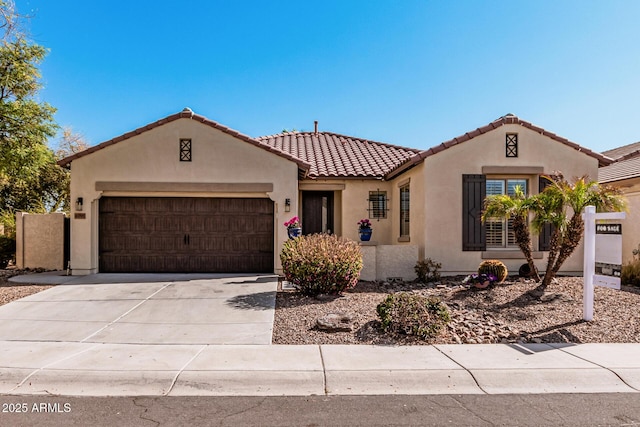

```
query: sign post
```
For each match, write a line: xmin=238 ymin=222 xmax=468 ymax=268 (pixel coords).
xmin=582 ymin=206 xmax=625 ymax=321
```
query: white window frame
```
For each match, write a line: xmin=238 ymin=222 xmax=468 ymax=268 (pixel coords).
xmin=485 ymin=178 xmax=527 ymax=249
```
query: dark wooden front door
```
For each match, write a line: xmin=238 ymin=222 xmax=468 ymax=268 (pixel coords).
xmin=302 ymin=191 xmax=334 ymax=235
xmin=99 ymin=197 xmax=274 ymax=273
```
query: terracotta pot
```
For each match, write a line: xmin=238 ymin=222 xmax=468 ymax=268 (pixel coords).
xmin=474 ymin=280 xmax=490 ymax=289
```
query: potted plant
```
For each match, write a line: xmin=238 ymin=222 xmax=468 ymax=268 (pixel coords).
xmin=358 ymin=218 xmax=373 ymax=241
xmin=284 ymin=216 xmax=302 ymax=239
xmin=462 ymin=273 xmax=498 ymax=289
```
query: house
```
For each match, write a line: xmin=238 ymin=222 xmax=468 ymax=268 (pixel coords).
xmin=599 ymin=142 xmax=640 ymax=264
xmin=58 ymin=109 xmax=611 ymax=278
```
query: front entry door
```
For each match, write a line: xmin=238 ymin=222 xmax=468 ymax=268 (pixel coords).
xmin=302 ymin=191 xmax=334 ymax=235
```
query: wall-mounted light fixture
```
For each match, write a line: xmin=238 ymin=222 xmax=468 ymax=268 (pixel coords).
xmin=76 ymin=197 xmax=84 ymax=211
xmin=285 ymin=198 xmax=291 ymax=212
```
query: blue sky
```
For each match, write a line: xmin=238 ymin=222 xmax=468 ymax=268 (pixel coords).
xmin=16 ymin=0 xmax=640 ymax=153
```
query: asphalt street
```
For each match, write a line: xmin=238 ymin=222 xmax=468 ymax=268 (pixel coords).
xmin=1 ymin=394 xmax=640 ymax=426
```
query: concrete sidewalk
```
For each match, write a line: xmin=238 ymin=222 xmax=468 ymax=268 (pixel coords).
xmin=3 ymin=272 xmax=640 ymax=397
xmin=0 ymin=342 xmax=639 ymax=396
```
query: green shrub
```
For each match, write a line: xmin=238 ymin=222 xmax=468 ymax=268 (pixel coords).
xmin=0 ymin=235 xmax=16 ymax=269
xmin=478 ymin=259 xmax=508 ymax=283
xmin=280 ymin=233 xmax=363 ymax=296
xmin=376 ymin=292 xmax=450 ymax=340
xmin=622 ymin=259 xmax=640 ymax=287
xmin=414 ymin=258 xmax=442 ymax=283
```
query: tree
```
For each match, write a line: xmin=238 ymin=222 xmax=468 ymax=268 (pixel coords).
xmin=482 ymin=173 xmax=627 ymax=293
xmin=0 ymin=1 xmax=20 ymax=41
xmin=482 ymin=185 xmax=541 ymax=281
xmin=532 ymin=174 xmax=626 ymax=291
xmin=0 ymin=1 xmax=58 ymax=221
xmin=47 ymin=127 xmax=89 ymax=212
xmin=54 ymin=126 xmax=89 ymax=159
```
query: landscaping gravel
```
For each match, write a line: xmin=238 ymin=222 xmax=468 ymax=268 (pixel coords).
xmin=273 ymin=276 xmax=640 ymax=345
xmin=3 ymin=269 xmax=639 ymax=345
xmin=0 ymin=269 xmax=53 ymax=306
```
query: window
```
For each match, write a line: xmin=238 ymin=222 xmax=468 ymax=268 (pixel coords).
xmin=485 ymin=178 xmax=527 ymax=248
xmin=400 ymin=185 xmax=410 ymax=237
xmin=180 ymin=138 xmax=192 ymax=162
xmin=506 ymin=134 xmax=518 ymax=157
xmin=368 ymin=191 xmax=388 ymax=219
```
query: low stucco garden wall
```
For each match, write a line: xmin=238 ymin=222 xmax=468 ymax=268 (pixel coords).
xmin=359 ymin=243 xmax=418 ymax=282
xmin=16 ymin=212 xmax=66 ymax=270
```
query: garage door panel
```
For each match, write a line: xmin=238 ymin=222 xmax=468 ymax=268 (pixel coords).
xmin=99 ymin=197 xmax=274 ymax=273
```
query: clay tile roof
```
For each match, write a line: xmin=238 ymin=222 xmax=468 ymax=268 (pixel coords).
xmin=256 ymin=131 xmax=420 ymax=178
xmin=602 ymin=141 xmax=640 ymax=160
xmin=599 ymin=155 xmax=640 ymax=183
xmin=386 ymin=114 xmax=614 ymax=180
xmin=57 ymin=109 xmax=312 ymax=176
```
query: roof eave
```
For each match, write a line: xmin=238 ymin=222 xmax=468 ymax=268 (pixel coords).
xmin=57 ymin=110 xmax=313 ymax=172
xmin=384 ymin=115 xmax=614 ymax=178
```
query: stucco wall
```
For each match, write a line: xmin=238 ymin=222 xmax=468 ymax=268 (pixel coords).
xmin=301 ymin=180 xmax=394 ymax=244
xmin=608 ymin=177 xmax=640 ymax=265
xmin=415 ymin=124 xmax=600 ymax=275
xmin=69 ymin=118 xmax=300 ymax=275
xmin=389 ymin=163 xmax=426 ymax=257
xmin=16 ymin=212 xmax=65 ymax=270
xmin=359 ymin=243 xmax=418 ymax=281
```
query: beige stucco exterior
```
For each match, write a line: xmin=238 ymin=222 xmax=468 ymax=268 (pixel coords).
xmin=16 ymin=212 xmax=66 ymax=270
xmin=299 ymin=179 xmax=394 ymax=243
xmin=65 ymin=114 xmax=604 ymax=279
xmin=400 ymin=124 xmax=600 ymax=275
xmin=605 ymin=177 xmax=640 ymax=265
xmin=68 ymin=117 xmax=299 ymax=274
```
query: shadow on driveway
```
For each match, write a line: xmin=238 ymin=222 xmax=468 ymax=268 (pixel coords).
xmin=226 ymin=291 xmax=276 ymax=311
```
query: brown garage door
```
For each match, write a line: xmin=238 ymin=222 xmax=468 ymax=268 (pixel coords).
xmin=99 ymin=197 xmax=274 ymax=273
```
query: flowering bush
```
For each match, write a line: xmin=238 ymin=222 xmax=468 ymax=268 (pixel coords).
xmin=357 ymin=218 xmax=372 ymax=230
xmin=462 ymin=273 xmax=498 ymax=288
xmin=284 ymin=216 xmax=301 ymax=229
xmin=280 ymin=233 xmax=363 ymax=296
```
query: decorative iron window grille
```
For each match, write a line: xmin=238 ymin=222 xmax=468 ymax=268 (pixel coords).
xmin=367 ymin=190 xmax=389 ymax=219
xmin=180 ymin=138 xmax=192 ymax=162
xmin=506 ymin=133 xmax=518 ymax=158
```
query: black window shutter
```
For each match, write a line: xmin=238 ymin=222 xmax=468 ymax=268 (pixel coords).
xmin=462 ymin=174 xmax=486 ymax=251
xmin=538 ymin=176 xmax=553 ymax=251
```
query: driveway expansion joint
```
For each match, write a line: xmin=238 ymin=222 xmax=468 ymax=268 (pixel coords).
xmin=79 ymin=282 xmax=173 ymax=343
xmin=165 ymin=344 xmax=208 ymax=396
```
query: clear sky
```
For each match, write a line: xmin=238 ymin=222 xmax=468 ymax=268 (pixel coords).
xmin=14 ymin=0 xmax=640 ymax=153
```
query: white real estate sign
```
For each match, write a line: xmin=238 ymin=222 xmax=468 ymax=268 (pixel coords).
xmin=582 ymin=206 xmax=626 ymax=321
xmin=594 ymin=222 xmax=622 ymax=289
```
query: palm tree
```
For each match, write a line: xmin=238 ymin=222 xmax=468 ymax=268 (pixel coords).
xmin=532 ymin=175 xmax=627 ymax=291
xmin=482 ymin=174 xmax=627 ymax=294
xmin=482 ymin=185 xmax=541 ymax=281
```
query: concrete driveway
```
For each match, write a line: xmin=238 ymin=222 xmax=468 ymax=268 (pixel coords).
xmin=0 ymin=273 xmax=278 ymax=345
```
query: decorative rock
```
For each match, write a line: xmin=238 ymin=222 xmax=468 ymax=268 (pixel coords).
xmin=316 ymin=312 xmax=354 ymax=332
